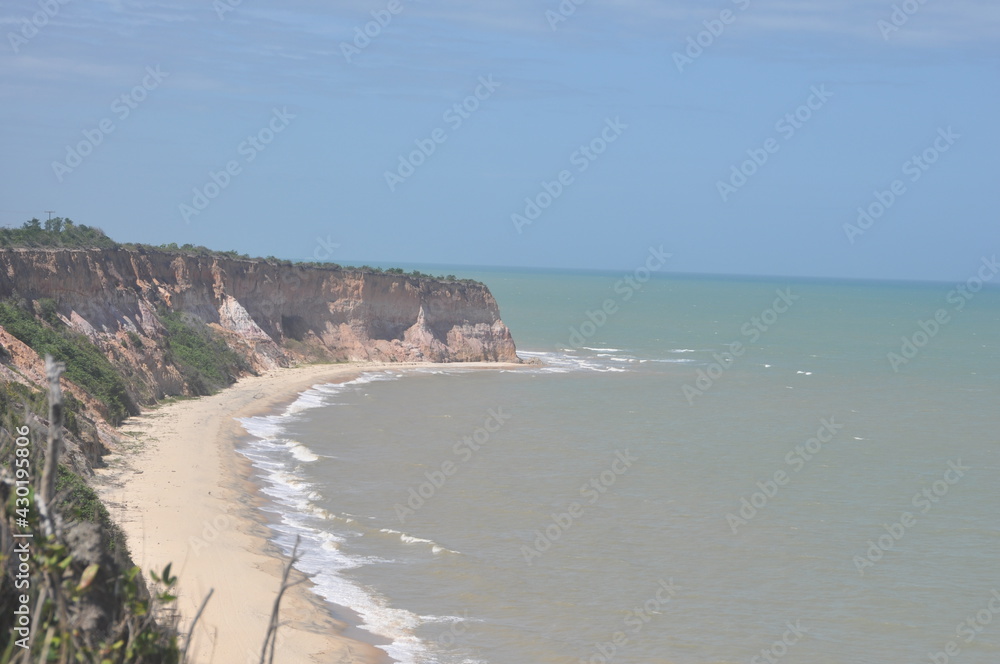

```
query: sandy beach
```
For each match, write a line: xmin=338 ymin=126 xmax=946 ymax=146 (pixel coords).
xmin=96 ymin=361 xmax=522 ymax=664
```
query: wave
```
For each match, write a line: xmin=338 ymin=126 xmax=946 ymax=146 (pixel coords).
xmin=280 ymin=372 xmax=403 ymax=416
xmin=517 ymin=350 xmax=635 ymax=374
xmin=287 ymin=441 xmax=320 ymax=462
xmin=237 ymin=369 xmax=490 ymax=663
xmin=379 ymin=528 xmax=460 ymax=554
xmin=239 ymin=440 xmax=434 ymax=663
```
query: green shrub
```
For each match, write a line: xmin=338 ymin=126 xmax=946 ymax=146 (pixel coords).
xmin=37 ymin=297 xmax=60 ymax=325
xmin=0 ymin=218 xmax=118 ymax=249
xmin=159 ymin=311 xmax=250 ymax=395
xmin=0 ymin=463 xmax=182 ymax=663
xmin=0 ymin=301 xmax=136 ymax=424
xmin=54 ymin=464 xmax=125 ymax=547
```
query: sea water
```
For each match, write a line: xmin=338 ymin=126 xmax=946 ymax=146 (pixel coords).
xmin=238 ymin=270 xmax=1000 ymax=664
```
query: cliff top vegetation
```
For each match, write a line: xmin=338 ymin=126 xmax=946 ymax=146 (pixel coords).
xmin=1 ymin=218 xmax=478 ymax=284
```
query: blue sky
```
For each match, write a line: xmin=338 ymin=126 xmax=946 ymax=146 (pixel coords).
xmin=1 ymin=0 xmax=997 ymax=281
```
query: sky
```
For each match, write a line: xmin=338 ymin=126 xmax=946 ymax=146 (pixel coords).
xmin=1 ymin=0 xmax=998 ymax=282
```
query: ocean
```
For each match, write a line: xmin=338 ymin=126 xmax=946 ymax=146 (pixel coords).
xmin=237 ymin=268 xmax=1000 ymax=664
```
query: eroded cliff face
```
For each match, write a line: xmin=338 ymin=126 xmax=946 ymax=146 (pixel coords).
xmin=0 ymin=247 xmax=519 ymax=409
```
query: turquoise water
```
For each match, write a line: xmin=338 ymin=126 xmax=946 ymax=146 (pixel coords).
xmin=239 ymin=270 xmax=1000 ymax=663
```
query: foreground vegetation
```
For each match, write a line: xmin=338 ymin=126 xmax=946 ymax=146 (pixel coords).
xmin=0 ymin=359 xmax=298 ymax=662
xmin=0 ymin=371 xmax=182 ymax=662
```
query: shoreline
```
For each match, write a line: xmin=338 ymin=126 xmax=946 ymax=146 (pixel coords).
xmin=96 ymin=360 xmax=524 ymax=664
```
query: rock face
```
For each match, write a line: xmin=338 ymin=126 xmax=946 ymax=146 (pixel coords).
xmin=0 ymin=247 xmax=519 ymax=406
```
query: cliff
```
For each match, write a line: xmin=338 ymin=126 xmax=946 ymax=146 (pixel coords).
xmin=0 ymin=246 xmax=519 ymax=471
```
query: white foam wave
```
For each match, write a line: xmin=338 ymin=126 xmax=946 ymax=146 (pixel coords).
xmin=347 ymin=372 xmax=401 ymax=386
xmin=240 ymin=454 xmax=435 ymax=663
xmin=284 ymin=390 xmax=328 ymax=415
xmin=379 ymin=528 xmax=460 ymax=554
xmin=236 ymin=369 xmax=456 ymax=664
xmin=287 ymin=441 xmax=320 ymax=462
xmin=517 ymin=350 xmax=635 ymax=374
xmin=381 ymin=528 xmax=433 ymax=544
xmin=237 ymin=414 xmax=287 ymax=441
xmin=271 ymin=470 xmax=309 ymax=489
xmin=582 ymin=347 xmax=623 ymax=352
xmin=273 ymin=373 xmax=405 ymax=420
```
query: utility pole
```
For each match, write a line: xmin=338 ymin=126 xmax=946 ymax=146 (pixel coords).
xmin=44 ymin=210 xmax=55 ymax=221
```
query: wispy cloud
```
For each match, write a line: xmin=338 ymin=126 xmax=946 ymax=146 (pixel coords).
xmin=1 ymin=0 xmax=996 ymax=108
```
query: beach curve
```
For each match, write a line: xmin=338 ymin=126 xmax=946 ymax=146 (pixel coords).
xmin=96 ymin=361 xmax=522 ymax=664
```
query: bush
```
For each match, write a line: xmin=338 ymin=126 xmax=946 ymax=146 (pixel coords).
xmin=0 ymin=301 xmax=136 ymax=424
xmin=0 ymin=466 xmax=182 ymax=663
xmin=0 ymin=218 xmax=118 ymax=249
xmin=159 ymin=311 xmax=250 ymax=395
xmin=55 ymin=464 xmax=127 ymax=553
